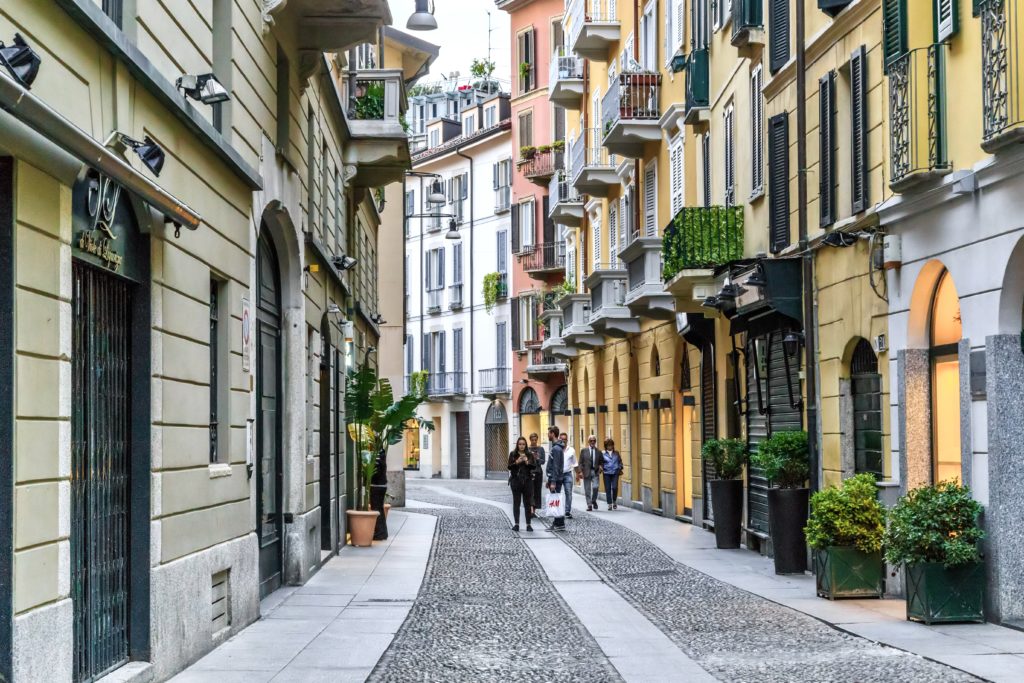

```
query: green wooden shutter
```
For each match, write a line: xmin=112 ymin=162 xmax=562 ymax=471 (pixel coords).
xmin=819 ymin=71 xmax=836 ymax=227
xmin=850 ymin=45 xmax=869 ymax=214
xmin=511 ymin=202 xmax=520 ymax=253
xmin=768 ymin=113 xmax=790 ymax=253
xmin=511 ymin=297 xmax=521 ymax=350
xmin=882 ymin=0 xmax=907 ymax=72
xmin=935 ymin=0 xmax=958 ymax=41
xmin=769 ymin=0 xmax=790 ymax=73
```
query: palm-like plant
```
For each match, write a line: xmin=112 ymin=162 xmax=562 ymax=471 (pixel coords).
xmin=345 ymin=364 xmax=433 ymax=510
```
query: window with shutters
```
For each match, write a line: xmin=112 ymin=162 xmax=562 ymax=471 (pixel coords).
xmin=497 ymin=321 xmax=508 ymax=369
xmin=640 ymin=1 xmax=658 ymax=71
xmin=103 ymin=0 xmax=124 ymax=28
xmin=567 ymin=247 xmax=576 ymax=285
xmin=593 ymin=216 xmax=602 ymax=269
xmin=429 ymin=129 xmax=440 ymax=148
xmin=692 ymin=0 xmax=710 ymax=50
xmin=935 ymin=0 xmax=958 ymax=41
xmin=768 ymin=113 xmax=791 ymax=252
xmin=670 ymin=137 xmax=684 ymax=215
xmin=453 ymin=329 xmax=464 ymax=382
xmin=751 ymin=65 xmax=765 ymax=197
xmin=643 ymin=164 xmax=657 ymax=237
xmin=517 ymin=27 xmax=537 ymax=94
xmin=724 ymin=104 xmax=736 ymax=207
xmin=452 ymin=243 xmax=463 ymax=285
xmin=882 ymin=0 xmax=907 ymax=72
xmin=497 ymin=230 xmax=508 ymax=273
xmin=714 ymin=0 xmax=733 ymax=30
xmin=463 ymin=114 xmax=475 ymax=136
xmin=702 ymin=133 xmax=712 ymax=207
xmin=819 ymin=71 xmax=837 ymax=227
xmin=511 ymin=297 xmax=521 ymax=350
xmin=609 ymin=203 xmax=619 ymax=263
xmin=518 ymin=111 xmax=534 ymax=153
xmin=406 ymin=335 xmax=414 ymax=375
xmin=519 ymin=199 xmax=536 ymax=249
xmin=494 ymin=158 xmax=512 ymax=212
xmin=769 ymin=0 xmax=790 ymax=73
xmin=619 ymin=196 xmax=629 ymax=251
xmin=850 ymin=46 xmax=869 ymax=214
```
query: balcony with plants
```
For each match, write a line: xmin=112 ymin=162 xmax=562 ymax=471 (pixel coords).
xmin=981 ymin=0 xmax=1024 ymax=151
xmin=517 ymin=142 xmax=565 ymax=185
xmin=663 ymin=205 xmax=745 ymax=306
xmin=684 ymin=48 xmax=710 ymax=126
xmin=341 ymin=68 xmax=410 ymax=186
xmin=570 ymin=128 xmax=619 ymax=198
xmin=888 ymin=44 xmax=950 ymax=191
xmin=601 ymin=70 xmax=662 ymax=158
xmin=585 ymin=263 xmax=638 ymax=338
xmin=620 ymin=227 xmax=674 ymax=320
xmin=549 ymin=170 xmax=585 ymax=227
xmin=565 ymin=0 xmax=620 ymax=61
xmin=731 ymin=0 xmax=765 ymax=51
xmin=549 ymin=48 xmax=585 ymax=109
xmin=478 ymin=367 xmax=511 ymax=396
xmin=519 ymin=242 xmax=567 ymax=277
xmin=483 ymin=272 xmax=509 ymax=312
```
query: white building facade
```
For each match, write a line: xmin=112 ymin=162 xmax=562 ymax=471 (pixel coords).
xmin=404 ymin=92 xmax=515 ymax=480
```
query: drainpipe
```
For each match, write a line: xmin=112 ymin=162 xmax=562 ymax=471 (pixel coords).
xmin=795 ymin=0 xmax=819 ymax=492
xmin=632 ymin=0 xmax=641 ymax=247
xmin=455 ymin=146 xmax=475 ymax=394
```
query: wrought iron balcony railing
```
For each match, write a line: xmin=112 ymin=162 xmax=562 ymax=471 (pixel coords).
xmin=527 ymin=348 xmax=563 ymax=368
xmin=684 ymin=48 xmax=710 ymax=119
xmin=889 ymin=44 xmax=950 ymax=190
xmin=427 ymin=371 xmax=468 ymax=397
xmin=550 ymin=50 xmax=584 ymax=85
xmin=426 ymin=288 xmax=443 ymax=313
xmin=982 ymin=0 xmax=1024 ymax=150
xmin=661 ymin=206 xmax=745 ymax=280
xmin=449 ymin=284 xmax=463 ymax=310
xmin=518 ymin=149 xmax=564 ymax=183
xmin=494 ymin=272 xmax=509 ymax=299
xmin=571 ymin=128 xmax=616 ymax=181
xmin=549 ymin=172 xmax=582 ymax=209
xmin=478 ymin=367 xmax=510 ymax=395
xmin=602 ymin=71 xmax=661 ymax=134
xmin=519 ymin=242 xmax=567 ymax=273
xmin=566 ymin=0 xmax=617 ymax=59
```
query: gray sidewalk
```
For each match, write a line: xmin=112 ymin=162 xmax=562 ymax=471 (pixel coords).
xmin=171 ymin=511 xmax=436 ymax=683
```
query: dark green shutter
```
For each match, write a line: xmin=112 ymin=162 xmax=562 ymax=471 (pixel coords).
xmin=768 ymin=113 xmax=790 ymax=253
xmin=511 ymin=202 xmax=520 ymax=253
xmin=882 ymin=0 xmax=907 ymax=72
xmin=851 ymin=45 xmax=869 ymax=214
xmin=769 ymin=0 xmax=790 ymax=73
xmin=972 ymin=0 xmax=982 ymax=16
xmin=819 ymin=71 xmax=836 ymax=227
xmin=511 ymin=297 xmax=521 ymax=350
xmin=935 ymin=0 xmax=958 ymax=41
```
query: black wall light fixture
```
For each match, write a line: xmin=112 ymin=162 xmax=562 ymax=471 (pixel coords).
xmin=0 ymin=34 xmax=41 ymax=89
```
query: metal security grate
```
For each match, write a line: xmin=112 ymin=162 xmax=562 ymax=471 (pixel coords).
xmin=72 ymin=262 xmax=132 ymax=682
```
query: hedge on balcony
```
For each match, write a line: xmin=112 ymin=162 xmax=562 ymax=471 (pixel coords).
xmin=662 ymin=205 xmax=744 ymax=280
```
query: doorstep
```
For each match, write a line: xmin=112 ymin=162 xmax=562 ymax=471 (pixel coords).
xmin=595 ymin=504 xmax=1024 ymax=683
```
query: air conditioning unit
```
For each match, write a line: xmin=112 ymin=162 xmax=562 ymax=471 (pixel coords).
xmin=874 ymin=334 xmax=888 ymax=354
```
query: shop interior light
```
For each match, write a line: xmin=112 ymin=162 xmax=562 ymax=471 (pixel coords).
xmin=0 ymin=34 xmax=41 ymax=89
xmin=176 ymin=73 xmax=230 ymax=105
xmin=407 ymin=0 xmax=438 ymax=31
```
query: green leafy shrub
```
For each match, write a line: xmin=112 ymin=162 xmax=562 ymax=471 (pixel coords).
xmin=805 ymin=474 xmax=885 ymax=553
xmin=483 ymin=272 xmax=504 ymax=312
xmin=884 ymin=481 xmax=984 ymax=569
xmin=552 ymin=139 xmax=566 ymax=152
xmin=701 ymin=438 xmax=748 ymax=480
xmin=750 ymin=430 xmax=809 ymax=488
xmin=552 ymin=278 xmax=575 ymax=300
xmin=519 ymin=145 xmax=537 ymax=160
xmin=662 ymin=206 xmax=744 ymax=280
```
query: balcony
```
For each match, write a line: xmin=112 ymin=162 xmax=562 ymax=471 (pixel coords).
xmin=585 ymin=264 xmax=639 ymax=338
xmin=731 ymin=0 xmax=765 ymax=51
xmin=518 ymin=148 xmax=564 ymax=185
xmin=570 ymin=129 xmax=619 ymax=198
xmin=495 ymin=185 xmax=511 ymax=213
xmin=526 ymin=349 xmax=567 ymax=375
xmin=559 ymin=293 xmax=604 ymax=349
xmin=426 ymin=288 xmax=443 ymax=313
xmin=982 ymin=0 xmax=1024 ymax=151
xmin=493 ymin=272 xmax=509 ymax=300
xmin=341 ymin=68 xmax=410 ymax=187
xmin=662 ymin=206 xmax=745 ymax=308
xmin=601 ymin=71 xmax=662 ymax=158
xmin=449 ymin=284 xmax=463 ymax=310
xmin=519 ymin=243 xmax=567 ymax=277
xmin=479 ymin=367 xmax=511 ymax=396
xmin=620 ymin=234 xmax=674 ymax=320
xmin=427 ymin=371 xmax=468 ymax=398
xmin=566 ymin=0 xmax=620 ymax=61
xmin=265 ymin=0 xmax=389 ymax=53
xmin=548 ymin=172 xmax=585 ymax=226
xmin=549 ymin=50 xmax=585 ymax=109
xmin=540 ymin=307 xmax=576 ymax=359
xmin=889 ymin=44 xmax=950 ymax=192
xmin=684 ymin=49 xmax=710 ymax=126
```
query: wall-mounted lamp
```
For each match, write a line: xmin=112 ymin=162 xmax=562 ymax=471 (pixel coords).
xmin=701 ymin=295 xmax=720 ymax=310
xmin=745 ymin=268 xmax=767 ymax=289
xmin=428 ymin=179 xmax=445 ymax=204
xmin=0 ymin=34 xmax=41 ymax=88
xmin=176 ymin=73 xmax=230 ymax=105
xmin=109 ymin=133 xmax=166 ymax=177
xmin=407 ymin=0 xmax=438 ymax=31
xmin=783 ymin=331 xmax=804 ymax=359
xmin=327 ymin=303 xmax=343 ymax=318
xmin=444 ymin=218 xmax=461 ymax=240
xmin=332 ymin=254 xmax=358 ymax=271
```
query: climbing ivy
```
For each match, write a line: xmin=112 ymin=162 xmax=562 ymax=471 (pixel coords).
xmin=662 ymin=205 xmax=744 ymax=280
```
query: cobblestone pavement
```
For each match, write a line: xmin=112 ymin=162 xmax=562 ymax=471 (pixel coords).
xmin=405 ymin=480 xmax=978 ymax=683
xmin=368 ymin=485 xmax=621 ymax=683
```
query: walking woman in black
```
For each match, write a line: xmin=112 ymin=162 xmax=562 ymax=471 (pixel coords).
xmin=508 ymin=436 xmax=536 ymax=532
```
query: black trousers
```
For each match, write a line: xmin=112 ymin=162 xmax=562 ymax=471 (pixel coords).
xmin=370 ymin=484 xmax=388 ymax=540
xmin=603 ymin=473 xmax=620 ymax=506
xmin=511 ymin=484 xmax=533 ymax=525
xmin=532 ymin=474 xmax=544 ymax=515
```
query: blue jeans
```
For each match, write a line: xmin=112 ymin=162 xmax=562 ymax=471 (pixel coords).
xmin=562 ymin=471 xmax=575 ymax=515
xmin=603 ymin=473 xmax=620 ymax=506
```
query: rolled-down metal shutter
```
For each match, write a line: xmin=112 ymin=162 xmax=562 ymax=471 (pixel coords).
xmin=746 ymin=337 xmax=770 ymax=535
xmin=701 ymin=344 xmax=717 ymax=522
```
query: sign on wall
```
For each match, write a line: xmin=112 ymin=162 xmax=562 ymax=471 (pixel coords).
xmin=241 ymin=297 xmax=252 ymax=373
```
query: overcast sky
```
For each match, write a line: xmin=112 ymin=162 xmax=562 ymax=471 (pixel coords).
xmin=388 ymin=0 xmax=512 ymax=85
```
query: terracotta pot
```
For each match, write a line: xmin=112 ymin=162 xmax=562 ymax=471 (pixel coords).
xmin=384 ymin=503 xmax=392 ymax=518
xmin=347 ymin=510 xmax=380 ymax=547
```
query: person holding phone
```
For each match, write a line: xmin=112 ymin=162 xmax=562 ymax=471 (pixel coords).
xmin=508 ymin=437 xmax=536 ymax=532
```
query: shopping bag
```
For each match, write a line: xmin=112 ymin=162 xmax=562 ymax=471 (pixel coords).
xmin=539 ymin=488 xmax=565 ymax=519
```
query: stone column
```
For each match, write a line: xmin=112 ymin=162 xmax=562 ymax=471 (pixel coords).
xmin=897 ymin=349 xmax=931 ymax=494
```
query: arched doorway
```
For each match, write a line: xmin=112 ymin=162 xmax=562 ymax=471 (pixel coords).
xmin=519 ymin=387 xmax=542 ymax=442
xmin=930 ymin=269 xmax=962 ymax=483
xmin=850 ymin=339 xmax=882 ymax=478
xmin=256 ymin=229 xmax=284 ymax=597
xmin=551 ymin=385 xmax=569 ymax=437
xmin=485 ymin=401 xmax=510 ymax=478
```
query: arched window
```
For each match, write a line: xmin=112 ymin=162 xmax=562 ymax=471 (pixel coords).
xmin=518 ymin=387 xmax=541 ymax=414
xmin=850 ymin=339 xmax=882 ymax=477
xmin=929 ymin=269 xmax=962 ymax=483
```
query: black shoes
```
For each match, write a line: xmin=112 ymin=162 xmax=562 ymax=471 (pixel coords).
xmin=566 ymin=513 xmax=573 ymax=519
xmin=512 ymin=524 xmax=520 ymax=532
xmin=526 ymin=524 xmax=533 ymax=532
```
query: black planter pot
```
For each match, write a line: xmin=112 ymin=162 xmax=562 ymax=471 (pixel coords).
xmin=767 ymin=487 xmax=809 ymax=574
xmin=710 ymin=479 xmax=743 ymax=549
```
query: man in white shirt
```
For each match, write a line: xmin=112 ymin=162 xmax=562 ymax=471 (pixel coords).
xmin=558 ymin=432 xmax=578 ymax=519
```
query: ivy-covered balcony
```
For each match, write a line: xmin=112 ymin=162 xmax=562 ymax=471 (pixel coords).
xmin=549 ymin=49 xmax=585 ymax=109
xmin=684 ymin=48 xmax=709 ymax=126
xmin=585 ymin=264 xmax=638 ymax=338
xmin=731 ymin=0 xmax=765 ymax=51
xmin=982 ymin=0 xmax=1024 ymax=151
xmin=663 ymin=206 xmax=745 ymax=309
xmin=549 ymin=172 xmax=585 ymax=227
xmin=601 ymin=71 xmax=662 ymax=158
xmin=888 ymin=44 xmax=951 ymax=191
xmin=566 ymin=0 xmax=620 ymax=62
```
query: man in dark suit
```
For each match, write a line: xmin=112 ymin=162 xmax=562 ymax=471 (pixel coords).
xmin=545 ymin=426 xmax=566 ymax=530
xmin=578 ymin=435 xmax=602 ymax=512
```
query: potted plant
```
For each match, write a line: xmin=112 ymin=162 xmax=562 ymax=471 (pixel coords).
xmin=750 ymin=430 xmax=810 ymax=574
xmin=805 ymin=473 xmax=886 ymax=599
xmin=519 ymin=145 xmax=537 ymax=161
xmin=552 ymin=139 xmax=566 ymax=152
xmin=519 ymin=61 xmax=531 ymax=89
xmin=345 ymin=365 xmax=432 ymax=546
xmin=884 ymin=481 xmax=985 ymax=624
xmin=702 ymin=438 xmax=748 ymax=549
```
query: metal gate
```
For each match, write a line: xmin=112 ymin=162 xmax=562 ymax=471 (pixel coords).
xmin=484 ymin=402 xmax=509 ymax=478
xmin=700 ymin=344 xmax=716 ymax=522
xmin=71 ymin=262 xmax=132 ymax=682
xmin=455 ymin=411 xmax=471 ymax=479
